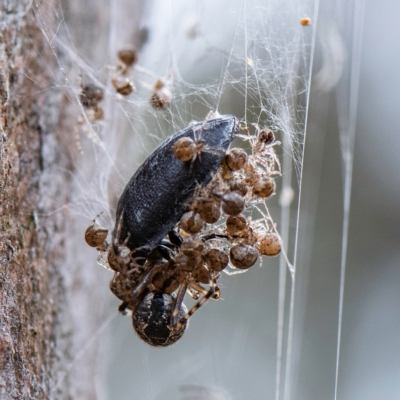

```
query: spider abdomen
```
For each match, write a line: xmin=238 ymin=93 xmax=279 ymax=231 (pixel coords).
xmin=133 ymin=292 xmax=188 ymax=347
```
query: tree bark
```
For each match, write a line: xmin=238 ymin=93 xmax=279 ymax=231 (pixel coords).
xmin=0 ymin=2 xmax=108 ymax=398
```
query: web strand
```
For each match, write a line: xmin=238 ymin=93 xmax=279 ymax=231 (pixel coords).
xmin=334 ymin=1 xmax=365 ymax=398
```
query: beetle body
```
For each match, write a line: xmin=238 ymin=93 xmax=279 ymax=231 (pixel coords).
xmin=113 ymin=115 xmax=239 ymax=252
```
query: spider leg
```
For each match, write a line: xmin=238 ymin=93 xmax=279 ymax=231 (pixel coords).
xmin=90 ymin=211 xmax=104 ymax=226
xmin=263 ymin=140 xmax=281 ymax=150
xmin=175 ymin=286 xmax=215 ymax=330
xmin=200 ymin=232 xmax=228 ymax=241
xmin=168 ymin=229 xmax=183 ymax=246
xmin=200 ymin=110 xmax=214 ymax=129
xmin=186 ymin=286 xmax=201 ymax=300
xmin=202 ymin=146 xmax=225 ymax=158
xmin=113 ymin=211 xmax=125 ymax=248
xmin=170 ymin=280 xmax=188 ymax=327
xmin=189 ymin=152 xmax=199 ymax=172
xmin=223 ymin=268 xmax=247 ymax=276
xmin=130 ymin=262 xmax=164 ymax=300
xmin=236 ymin=133 xmax=256 ymax=141
xmin=130 ymin=245 xmax=152 ymax=259
xmin=175 ymin=273 xmax=218 ymax=329
xmin=152 ymin=244 xmax=174 ymax=260
xmin=193 ymin=127 xmax=200 ymax=142
xmin=118 ymin=301 xmax=129 ymax=314
xmin=187 ymin=281 xmax=209 ymax=296
xmin=121 ymin=233 xmax=131 ymax=247
xmin=212 ymin=283 xmax=221 ymax=299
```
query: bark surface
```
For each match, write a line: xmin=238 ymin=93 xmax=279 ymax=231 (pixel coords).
xmin=0 ymin=1 xmax=108 ymax=398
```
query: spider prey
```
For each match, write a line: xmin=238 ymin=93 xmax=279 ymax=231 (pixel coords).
xmin=86 ymin=115 xmax=239 ymax=346
xmin=86 ymin=115 xmax=282 ymax=347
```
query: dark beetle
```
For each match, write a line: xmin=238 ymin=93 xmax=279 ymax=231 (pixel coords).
xmin=113 ymin=115 xmax=239 ymax=253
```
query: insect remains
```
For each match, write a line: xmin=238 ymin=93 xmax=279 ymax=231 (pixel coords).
xmin=85 ymin=115 xmax=283 ymax=346
xmin=111 ymin=47 xmax=137 ymax=96
xmin=150 ymin=77 xmax=172 ymax=110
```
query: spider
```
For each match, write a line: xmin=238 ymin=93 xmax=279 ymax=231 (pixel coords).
xmin=173 ymin=111 xmax=228 ymax=165
xmin=237 ymin=123 xmax=281 ymax=176
xmin=93 ymin=213 xmax=227 ymax=346
xmin=131 ymin=233 xmax=229 ymax=344
xmin=148 ymin=67 xmax=174 ymax=110
xmin=76 ymin=78 xmax=105 ymax=149
xmin=110 ymin=47 xmax=137 ymax=96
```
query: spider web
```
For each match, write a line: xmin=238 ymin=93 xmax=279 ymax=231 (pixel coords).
xmin=13 ymin=0 xmax=365 ymax=398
